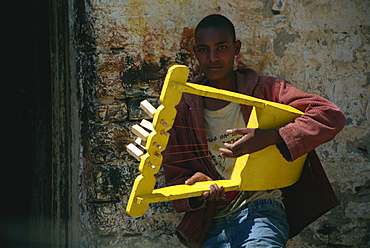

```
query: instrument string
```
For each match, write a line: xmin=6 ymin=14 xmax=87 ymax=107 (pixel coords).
xmin=158 ymin=125 xmax=233 ymax=164
xmin=165 ymin=141 xmax=224 ymax=148
xmin=162 ymin=154 xmax=212 ymax=165
xmin=145 ymin=123 xmax=237 ymax=165
xmin=161 ymin=143 xmax=228 ymax=165
xmin=173 ymin=124 xmax=231 ymax=133
xmin=162 ymin=148 xmax=209 ymax=155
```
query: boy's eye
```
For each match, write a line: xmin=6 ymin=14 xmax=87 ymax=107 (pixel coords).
xmin=198 ymin=48 xmax=207 ymax=53
xmin=218 ymin=45 xmax=227 ymax=50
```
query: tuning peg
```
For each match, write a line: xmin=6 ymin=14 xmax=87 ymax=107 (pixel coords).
xmin=140 ymin=100 xmax=157 ymax=118
xmin=140 ymin=119 xmax=154 ymax=131
xmin=135 ymin=137 xmax=146 ymax=149
xmin=132 ymin=124 xmax=150 ymax=141
xmin=126 ymin=143 xmax=144 ymax=161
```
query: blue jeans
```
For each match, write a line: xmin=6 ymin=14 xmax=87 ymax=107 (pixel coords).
xmin=202 ymin=199 xmax=289 ymax=248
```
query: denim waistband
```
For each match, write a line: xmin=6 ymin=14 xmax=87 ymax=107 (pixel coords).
xmin=213 ymin=198 xmax=284 ymax=222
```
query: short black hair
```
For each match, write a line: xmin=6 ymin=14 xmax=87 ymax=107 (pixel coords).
xmin=195 ymin=14 xmax=236 ymax=42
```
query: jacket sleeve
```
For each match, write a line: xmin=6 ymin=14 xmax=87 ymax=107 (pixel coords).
xmin=162 ymin=126 xmax=199 ymax=213
xmin=254 ymin=77 xmax=346 ymax=161
xmin=162 ymin=99 xmax=208 ymax=213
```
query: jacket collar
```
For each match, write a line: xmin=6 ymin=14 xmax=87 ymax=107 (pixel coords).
xmin=183 ymin=68 xmax=259 ymax=107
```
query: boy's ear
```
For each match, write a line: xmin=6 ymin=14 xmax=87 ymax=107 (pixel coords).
xmin=234 ymin=40 xmax=241 ymax=55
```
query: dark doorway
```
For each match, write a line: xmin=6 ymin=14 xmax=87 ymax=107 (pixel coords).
xmin=1 ymin=0 xmax=52 ymax=247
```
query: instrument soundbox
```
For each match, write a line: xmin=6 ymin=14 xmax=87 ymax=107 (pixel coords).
xmin=126 ymin=65 xmax=306 ymax=217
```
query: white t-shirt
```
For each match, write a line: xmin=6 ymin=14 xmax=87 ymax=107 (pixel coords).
xmin=203 ymin=102 xmax=245 ymax=179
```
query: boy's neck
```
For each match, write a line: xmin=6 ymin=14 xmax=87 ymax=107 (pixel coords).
xmin=203 ymin=71 xmax=238 ymax=111
xmin=207 ymin=71 xmax=237 ymax=92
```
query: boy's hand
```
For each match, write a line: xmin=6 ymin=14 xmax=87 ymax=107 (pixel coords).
xmin=185 ymin=172 xmax=225 ymax=202
xmin=219 ymin=128 xmax=283 ymax=158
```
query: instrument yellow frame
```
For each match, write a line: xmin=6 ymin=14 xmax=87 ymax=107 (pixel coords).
xmin=126 ymin=65 xmax=306 ymax=217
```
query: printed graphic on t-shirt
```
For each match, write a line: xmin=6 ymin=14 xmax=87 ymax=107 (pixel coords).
xmin=207 ymin=132 xmax=242 ymax=178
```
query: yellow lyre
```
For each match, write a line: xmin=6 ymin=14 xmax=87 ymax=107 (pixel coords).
xmin=125 ymin=65 xmax=307 ymax=217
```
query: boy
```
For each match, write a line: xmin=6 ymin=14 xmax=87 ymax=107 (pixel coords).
xmin=163 ymin=14 xmax=345 ymax=248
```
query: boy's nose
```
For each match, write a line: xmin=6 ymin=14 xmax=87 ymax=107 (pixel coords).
xmin=208 ymin=50 xmax=219 ymax=61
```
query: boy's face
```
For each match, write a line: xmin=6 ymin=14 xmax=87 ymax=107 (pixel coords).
xmin=194 ymin=26 xmax=241 ymax=84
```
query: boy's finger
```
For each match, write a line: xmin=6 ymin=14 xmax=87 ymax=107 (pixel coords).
xmin=200 ymin=191 xmax=209 ymax=200
xmin=226 ymin=128 xmax=249 ymax=135
xmin=185 ymin=173 xmax=202 ymax=184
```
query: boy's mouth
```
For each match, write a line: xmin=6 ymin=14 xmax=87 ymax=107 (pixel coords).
xmin=206 ymin=65 xmax=222 ymax=70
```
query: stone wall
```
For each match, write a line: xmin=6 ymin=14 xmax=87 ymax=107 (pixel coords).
xmin=74 ymin=0 xmax=370 ymax=247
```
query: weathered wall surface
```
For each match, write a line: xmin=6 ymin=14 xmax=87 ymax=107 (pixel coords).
xmin=74 ymin=0 xmax=370 ymax=247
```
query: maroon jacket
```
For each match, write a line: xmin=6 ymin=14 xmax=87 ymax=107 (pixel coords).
xmin=162 ymin=69 xmax=346 ymax=247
